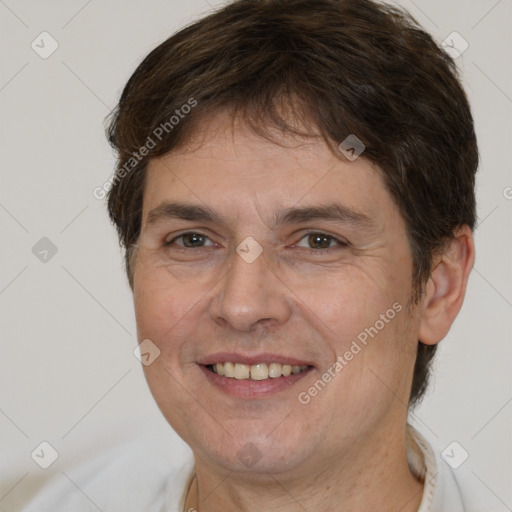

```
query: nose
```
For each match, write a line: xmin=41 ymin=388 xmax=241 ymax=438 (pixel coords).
xmin=209 ymin=246 xmax=292 ymax=332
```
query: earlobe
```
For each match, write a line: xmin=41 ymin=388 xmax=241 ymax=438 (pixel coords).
xmin=418 ymin=225 xmax=475 ymax=346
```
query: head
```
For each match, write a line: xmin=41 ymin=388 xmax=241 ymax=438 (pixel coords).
xmin=105 ymin=0 xmax=477 ymax=476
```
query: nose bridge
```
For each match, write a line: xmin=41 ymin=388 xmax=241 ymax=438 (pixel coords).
xmin=211 ymin=244 xmax=290 ymax=331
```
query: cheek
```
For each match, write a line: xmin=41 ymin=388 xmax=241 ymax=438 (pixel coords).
xmin=286 ymin=263 xmax=401 ymax=345
xmin=133 ymin=264 xmax=206 ymax=348
xmin=133 ymin=269 xmax=204 ymax=424
xmin=292 ymin=265 xmax=414 ymax=395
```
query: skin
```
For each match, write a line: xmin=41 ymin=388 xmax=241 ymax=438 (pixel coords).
xmin=132 ymin=112 xmax=474 ymax=511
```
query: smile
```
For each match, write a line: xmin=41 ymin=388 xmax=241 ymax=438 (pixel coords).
xmin=208 ymin=362 xmax=310 ymax=380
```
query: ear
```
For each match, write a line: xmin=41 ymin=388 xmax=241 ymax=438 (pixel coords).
xmin=418 ymin=225 xmax=475 ymax=345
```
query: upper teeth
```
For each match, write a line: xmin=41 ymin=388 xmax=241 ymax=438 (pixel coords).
xmin=211 ymin=362 xmax=309 ymax=380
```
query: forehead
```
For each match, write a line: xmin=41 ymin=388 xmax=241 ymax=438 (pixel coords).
xmin=142 ymin=112 xmax=397 ymax=229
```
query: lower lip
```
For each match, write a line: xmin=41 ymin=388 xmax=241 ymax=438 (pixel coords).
xmin=199 ymin=365 xmax=313 ymax=399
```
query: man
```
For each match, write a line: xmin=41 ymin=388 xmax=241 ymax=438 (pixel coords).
xmin=25 ymin=0 xmax=481 ymax=510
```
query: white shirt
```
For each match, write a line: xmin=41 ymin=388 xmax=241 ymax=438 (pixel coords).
xmin=21 ymin=425 xmax=503 ymax=511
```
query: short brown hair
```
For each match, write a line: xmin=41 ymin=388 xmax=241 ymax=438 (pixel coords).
xmin=105 ymin=0 xmax=478 ymax=406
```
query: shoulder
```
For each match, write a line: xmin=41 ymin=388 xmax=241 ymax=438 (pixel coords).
xmin=410 ymin=425 xmax=507 ymax=512
xmin=22 ymin=435 xmax=193 ymax=512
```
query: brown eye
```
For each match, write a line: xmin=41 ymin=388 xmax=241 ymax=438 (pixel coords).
xmin=294 ymin=232 xmax=348 ymax=252
xmin=181 ymin=233 xmax=207 ymax=247
xmin=307 ymin=233 xmax=333 ymax=249
xmin=166 ymin=232 xmax=214 ymax=248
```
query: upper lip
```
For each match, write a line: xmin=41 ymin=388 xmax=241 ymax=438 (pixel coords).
xmin=197 ymin=352 xmax=314 ymax=367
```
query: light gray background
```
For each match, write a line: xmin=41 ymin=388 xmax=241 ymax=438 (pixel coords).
xmin=1 ymin=0 xmax=511 ymax=510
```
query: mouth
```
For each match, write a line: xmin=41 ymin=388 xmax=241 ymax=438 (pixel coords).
xmin=207 ymin=361 xmax=310 ymax=380
xmin=197 ymin=355 xmax=314 ymax=399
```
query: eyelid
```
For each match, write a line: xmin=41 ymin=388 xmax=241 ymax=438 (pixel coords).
xmin=162 ymin=230 xmax=349 ymax=251
xmin=293 ymin=231 xmax=349 ymax=248
xmin=164 ymin=231 xmax=216 ymax=247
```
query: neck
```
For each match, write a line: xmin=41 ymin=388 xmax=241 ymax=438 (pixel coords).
xmin=185 ymin=425 xmax=424 ymax=512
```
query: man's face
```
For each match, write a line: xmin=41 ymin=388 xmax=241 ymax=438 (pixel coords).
xmin=133 ymin=113 xmax=421 ymax=476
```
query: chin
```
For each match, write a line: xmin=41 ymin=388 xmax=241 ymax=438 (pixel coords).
xmin=184 ymin=422 xmax=319 ymax=476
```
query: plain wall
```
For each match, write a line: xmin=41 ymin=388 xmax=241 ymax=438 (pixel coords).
xmin=1 ymin=0 xmax=511 ymax=509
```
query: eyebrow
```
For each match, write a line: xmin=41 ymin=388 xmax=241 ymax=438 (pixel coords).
xmin=273 ymin=204 xmax=374 ymax=228
xmin=145 ymin=201 xmax=374 ymax=230
xmin=146 ymin=202 xmax=224 ymax=228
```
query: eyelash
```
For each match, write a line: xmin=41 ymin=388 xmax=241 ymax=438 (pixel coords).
xmin=288 ymin=232 xmax=349 ymax=254
xmin=163 ymin=232 xmax=216 ymax=250
xmin=163 ymin=231 xmax=348 ymax=254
